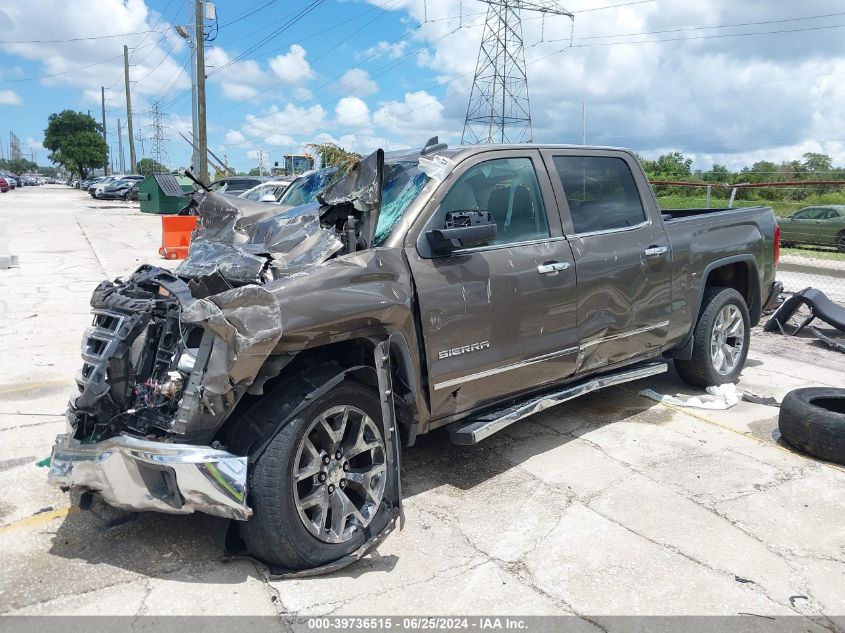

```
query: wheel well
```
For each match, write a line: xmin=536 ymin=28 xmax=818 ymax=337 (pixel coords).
xmin=218 ymin=338 xmax=419 ymax=450
xmin=704 ymin=261 xmax=760 ymax=325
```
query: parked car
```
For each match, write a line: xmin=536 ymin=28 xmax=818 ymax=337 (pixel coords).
xmin=2 ymin=174 xmax=17 ymax=189
xmin=49 ymin=142 xmax=781 ymax=571
xmin=0 ymin=177 xmax=8 ymax=193
xmin=89 ymin=175 xmax=142 ymax=198
xmin=99 ymin=178 xmax=140 ymax=201
xmin=208 ymin=176 xmax=269 ymax=196
xmin=778 ymin=205 xmax=845 ymax=253
xmin=238 ymin=179 xmax=293 ymax=203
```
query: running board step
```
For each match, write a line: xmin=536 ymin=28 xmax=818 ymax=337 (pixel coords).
xmin=448 ymin=361 xmax=668 ymax=445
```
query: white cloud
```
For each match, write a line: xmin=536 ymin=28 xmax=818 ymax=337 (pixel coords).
xmin=242 ymin=103 xmax=328 ymax=140
xmin=338 ymin=68 xmax=378 ymax=97
xmin=268 ymin=44 xmax=314 ymax=84
xmin=225 ymin=130 xmax=246 ymax=145
xmin=206 ymin=47 xmax=270 ymax=102
xmin=373 ymin=90 xmax=446 ymax=142
xmin=0 ymin=90 xmax=22 ymax=105
xmin=335 ymin=97 xmax=370 ymax=127
xmin=0 ymin=1 xmax=189 ymax=98
xmin=363 ymin=40 xmax=409 ymax=60
xmin=367 ymin=0 xmax=845 ymax=168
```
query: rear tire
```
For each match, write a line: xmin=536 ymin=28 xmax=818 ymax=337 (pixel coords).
xmin=836 ymin=231 xmax=845 ymax=253
xmin=675 ymin=287 xmax=750 ymax=388
xmin=779 ymin=388 xmax=845 ymax=464
xmin=241 ymin=379 xmax=392 ymax=570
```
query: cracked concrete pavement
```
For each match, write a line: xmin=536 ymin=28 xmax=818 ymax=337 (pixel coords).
xmin=0 ymin=186 xmax=844 ymax=625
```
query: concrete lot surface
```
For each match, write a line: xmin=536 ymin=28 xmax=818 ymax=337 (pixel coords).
xmin=1 ymin=187 xmax=844 ymax=625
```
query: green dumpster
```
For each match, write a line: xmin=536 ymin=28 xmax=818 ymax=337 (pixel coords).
xmin=138 ymin=174 xmax=195 ymax=214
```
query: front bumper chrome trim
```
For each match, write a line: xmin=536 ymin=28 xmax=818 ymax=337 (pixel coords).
xmin=48 ymin=434 xmax=252 ymax=521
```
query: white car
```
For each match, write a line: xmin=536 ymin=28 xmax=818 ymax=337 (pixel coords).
xmin=92 ymin=175 xmax=143 ymax=198
xmin=238 ymin=179 xmax=293 ymax=203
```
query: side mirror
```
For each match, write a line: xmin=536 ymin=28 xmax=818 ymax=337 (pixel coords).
xmin=426 ymin=210 xmax=497 ymax=253
xmin=259 ymin=194 xmax=277 ymax=203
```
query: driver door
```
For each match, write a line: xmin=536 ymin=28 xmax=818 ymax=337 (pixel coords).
xmin=406 ymin=150 xmax=579 ymax=422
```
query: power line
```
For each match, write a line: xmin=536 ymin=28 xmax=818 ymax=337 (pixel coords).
xmin=132 ymin=36 xmax=182 ymax=84
xmin=0 ymin=30 xmax=157 ymax=44
xmin=129 ymin=0 xmax=182 ymax=62
xmin=218 ymin=0 xmax=280 ymax=28
xmin=208 ymin=0 xmax=403 ymax=117
xmin=217 ymin=19 xmax=483 ymax=144
xmin=568 ymin=21 xmax=845 ymax=48
xmin=544 ymin=9 xmax=845 ymax=43
xmin=208 ymin=0 xmax=328 ymax=77
xmin=0 ymin=54 xmax=125 ymax=83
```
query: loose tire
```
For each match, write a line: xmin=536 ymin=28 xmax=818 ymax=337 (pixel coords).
xmin=241 ymin=380 xmax=393 ymax=570
xmin=675 ymin=287 xmax=751 ymax=388
xmin=779 ymin=388 xmax=845 ymax=465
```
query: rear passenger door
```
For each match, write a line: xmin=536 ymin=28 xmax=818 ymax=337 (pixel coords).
xmin=542 ymin=150 xmax=673 ymax=372
xmin=407 ymin=150 xmax=579 ymax=421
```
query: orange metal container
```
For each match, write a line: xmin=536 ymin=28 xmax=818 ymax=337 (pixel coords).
xmin=159 ymin=215 xmax=198 ymax=260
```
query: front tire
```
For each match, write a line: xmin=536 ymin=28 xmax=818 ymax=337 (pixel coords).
xmin=675 ymin=287 xmax=750 ymax=388
xmin=241 ymin=380 xmax=392 ymax=570
xmin=836 ymin=231 xmax=845 ymax=253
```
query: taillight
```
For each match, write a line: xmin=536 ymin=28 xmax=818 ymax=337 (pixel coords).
xmin=773 ymin=225 xmax=780 ymax=265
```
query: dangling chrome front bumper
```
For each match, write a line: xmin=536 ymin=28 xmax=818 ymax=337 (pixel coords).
xmin=48 ymin=433 xmax=251 ymax=521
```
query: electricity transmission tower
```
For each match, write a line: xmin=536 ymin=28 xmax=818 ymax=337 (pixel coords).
xmin=462 ymin=1 xmax=573 ymax=145
xmin=9 ymin=132 xmax=22 ymax=160
xmin=147 ymin=101 xmax=170 ymax=171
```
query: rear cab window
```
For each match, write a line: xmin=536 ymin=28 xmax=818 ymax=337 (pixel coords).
xmin=551 ymin=155 xmax=646 ymax=234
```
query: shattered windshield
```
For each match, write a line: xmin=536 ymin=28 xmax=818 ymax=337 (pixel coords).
xmin=374 ymin=160 xmax=429 ymax=246
xmin=278 ymin=168 xmax=338 ymax=207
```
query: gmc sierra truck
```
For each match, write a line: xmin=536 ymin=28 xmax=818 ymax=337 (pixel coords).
xmin=49 ymin=141 xmax=782 ymax=571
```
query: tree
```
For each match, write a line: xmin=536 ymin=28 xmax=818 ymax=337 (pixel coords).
xmin=742 ymin=161 xmax=778 ymax=183
xmin=640 ymin=151 xmax=693 ymax=179
xmin=305 ymin=142 xmax=359 ymax=172
xmin=43 ymin=110 xmax=108 ymax=178
xmin=801 ymin=152 xmax=833 ymax=175
xmin=136 ymin=158 xmax=169 ymax=176
xmin=0 ymin=158 xmax=37 ymax=175
xmin=248 ymin=167 xmax=262 ymax=176
xmin=702 ymin=164 xmax=730 ymax=183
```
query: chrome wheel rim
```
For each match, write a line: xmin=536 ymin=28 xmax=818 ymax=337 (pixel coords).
xmin=292 ymin=405 xmax=386 ymax=544
xmin=710 ymin=304 xmax=745 ymax=376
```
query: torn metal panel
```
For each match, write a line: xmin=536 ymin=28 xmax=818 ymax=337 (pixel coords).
xmin=317 ymin=149 xmax=383 ymax=211
xmin=180 ymin=284 xmax=284 ymax=389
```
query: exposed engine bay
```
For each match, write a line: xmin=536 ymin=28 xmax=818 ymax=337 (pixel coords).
xmin=67 ymin=149 xmax=387 ymax=445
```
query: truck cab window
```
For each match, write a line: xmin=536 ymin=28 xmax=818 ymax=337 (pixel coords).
xmin=552 ymin=156 xmax=646 ymax=234
xmin=439 ymin=157 xmax=549 ymax=246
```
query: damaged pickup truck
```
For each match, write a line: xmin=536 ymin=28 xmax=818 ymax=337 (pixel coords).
xmin=49 ymin=140 xmax=782 ymax=571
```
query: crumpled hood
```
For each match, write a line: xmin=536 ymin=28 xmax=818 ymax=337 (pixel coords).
xmin=177 ymin=149 xmax=384 ymax=286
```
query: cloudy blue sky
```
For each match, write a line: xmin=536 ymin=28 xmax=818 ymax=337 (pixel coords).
xmin=1 ymin=0 xmax=844 ymax=173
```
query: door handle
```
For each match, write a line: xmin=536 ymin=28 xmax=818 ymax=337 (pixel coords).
xmin=643 ymin=246 xmax=669 ymax=257
xmin=537 ymin=261 xmax=570 ymax=274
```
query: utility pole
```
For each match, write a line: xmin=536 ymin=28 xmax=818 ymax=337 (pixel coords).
xmin=117 ymin=119 xmax=125 ymax=173
xmin=581 ymin=100 xmax=586 ymax=145
xmin=195 ymin=0 xmax=208 ymax=184
xmin=101 ymin=86 xmax=109 ymax=175
xmin=124 ymin=45 xmax=137 ymax=174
